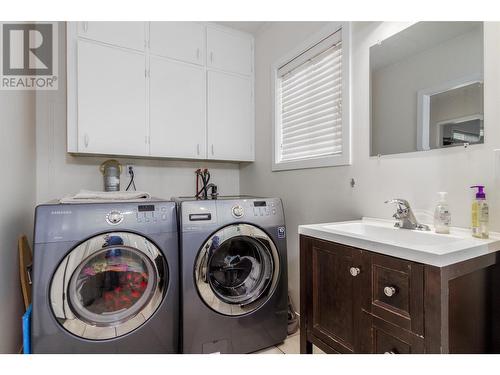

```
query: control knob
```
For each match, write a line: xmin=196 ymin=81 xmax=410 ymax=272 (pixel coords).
xmin=231 ymin=204 xmax=244 ymax=218
xmin=106 ymin=210 xmax=124 ymax=225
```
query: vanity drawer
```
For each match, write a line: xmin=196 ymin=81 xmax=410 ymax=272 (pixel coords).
xmin=361 ymin=313 xmax=425 ymax=354
xmin=362 ymin=253 xmax=424 ymax=335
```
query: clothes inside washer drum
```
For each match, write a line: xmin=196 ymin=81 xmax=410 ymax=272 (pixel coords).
xmin=72 ymin=248 xmax=151 ymax=318
xmin=207 ymin=236 xmax=272 ymax=303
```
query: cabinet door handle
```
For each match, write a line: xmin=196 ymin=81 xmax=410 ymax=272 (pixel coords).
xmin=84 ymin=134 xmax=89 ymax=148
xmin=211 ymin=144 xmax=214 ymax=155
xmin=196 ymin=48 xmax=200 ymax=60
xmin=349 ymin=267 xmax=360 ymax=277
xmin=383 ymin=286 xmax=397 ymax=297
xmin=384 ymin=351 xmax=396 ymax=354
xmin=197 ymin=144 xmax=200 ymax=155
xmin=210 ymin=52 xmax=214 ymax=63
xmin=82 ymin=21 xmax=88 ymax=32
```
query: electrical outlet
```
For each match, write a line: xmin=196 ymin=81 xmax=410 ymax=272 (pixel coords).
xmin=126 ymin=164 xmax=134 ymax=177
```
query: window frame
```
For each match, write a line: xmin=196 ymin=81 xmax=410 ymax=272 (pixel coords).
xmin=271 ymin=22 xmax=351 ymax=172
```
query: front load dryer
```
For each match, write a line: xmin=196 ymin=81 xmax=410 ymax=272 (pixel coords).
xmin=175 ymin=196 xmax=288 ymax=354
xmin=31 ymin=201 xmax=179 ymax=353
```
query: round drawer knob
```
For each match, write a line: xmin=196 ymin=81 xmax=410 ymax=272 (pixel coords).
xmin=383 ymin=286 xmax=397 ymax=297
xmin=349 ymin=267 xmax=361 ymax=277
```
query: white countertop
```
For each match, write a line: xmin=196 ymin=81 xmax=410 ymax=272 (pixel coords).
xmin=298 ymin=217 xmax=500 ymax=267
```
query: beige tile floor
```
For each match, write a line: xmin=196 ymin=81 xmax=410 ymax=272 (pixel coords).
xmin=253 ymin=330 xmax=325 ymax=354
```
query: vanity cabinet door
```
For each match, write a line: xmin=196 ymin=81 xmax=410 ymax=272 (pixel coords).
xmin=360 ymin=313 xmax=425 ymax=354
xmin=302 ymin=237 xmax=363 ymax=353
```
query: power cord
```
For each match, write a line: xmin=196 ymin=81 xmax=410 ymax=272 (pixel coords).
xmin=126 ymin=166 xmax=136 ymax=191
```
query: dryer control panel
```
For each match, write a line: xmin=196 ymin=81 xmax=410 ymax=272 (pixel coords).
xmin=217 ymin=198 xmax=284 ymax=227
xmin=180 ymin=197 xmax=285 ymax=232
xmin=251 ymin=200 xmax=278 ymax=217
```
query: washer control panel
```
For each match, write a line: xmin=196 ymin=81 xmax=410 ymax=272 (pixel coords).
xmin=135 ymin=204 xmax=169 ymax=224
xmin=35 ymin=201 xmax=177 ymax=243
xmin=252 ymin=200 xmax=278 ymax=217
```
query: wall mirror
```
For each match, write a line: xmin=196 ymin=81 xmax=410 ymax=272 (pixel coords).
xmin=370 ymin=22 xmax=484 ymax=156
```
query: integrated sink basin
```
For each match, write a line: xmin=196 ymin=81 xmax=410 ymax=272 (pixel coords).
xmin=322 ymin=222 xmax=467 ymax=251
xmin=299 ymin=218 xmax=500 ymax=266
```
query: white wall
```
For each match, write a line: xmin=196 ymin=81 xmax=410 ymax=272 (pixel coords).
xmin=0 ymin=87 xmax=36 ymax=352
xmin=242 ymin=21 xmax=500 ymax=307
xmin=36 ymin=23 xmax=240 ymax=204
xmin=240 ymin=22 xmax=355 ymax=308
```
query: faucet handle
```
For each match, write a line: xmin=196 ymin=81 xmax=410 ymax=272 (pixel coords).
xmin=385 ymin=198 xmax=410 ymax=207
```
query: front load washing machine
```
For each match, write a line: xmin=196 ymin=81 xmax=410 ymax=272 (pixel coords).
xmin=32 ymin=201 xmax=179 ymax=353
xmin=174 ymin=196 xmax=288 ymax=354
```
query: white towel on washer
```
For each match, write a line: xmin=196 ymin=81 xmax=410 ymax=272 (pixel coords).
xmin=60 ymin=190 xmax=152 ymax=203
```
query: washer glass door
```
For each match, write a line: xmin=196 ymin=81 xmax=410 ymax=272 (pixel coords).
xmin=50 ymin=232 xmax=167 ymax=340
xmin=195 ymin=224 xmax=280 ymax=316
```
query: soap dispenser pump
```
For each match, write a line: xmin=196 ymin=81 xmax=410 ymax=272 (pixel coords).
xmin=471 ymin=185 xmax=489 ymax=239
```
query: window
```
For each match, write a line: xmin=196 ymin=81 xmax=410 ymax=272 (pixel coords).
xmin=272 ymin=23 xmax=351 ymax=171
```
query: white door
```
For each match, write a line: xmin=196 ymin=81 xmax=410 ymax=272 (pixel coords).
xmin=78 ymin=21 xmax=146 ymax=51
xmin=207 ymin=27 xmax=253 ymax=76
xmin=208 ymin=71 xmax=254 ymax=161
xmin=149 ymin=57 xmax=206 ymax=159
xmin=77 ymin=40 xmax=147 ymax=155
xmin=149 ymin=22 xmax=205 ymax=65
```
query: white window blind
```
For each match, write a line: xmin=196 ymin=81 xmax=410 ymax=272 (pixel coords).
xmin=277 ymin=29 xmax=343 ymax=163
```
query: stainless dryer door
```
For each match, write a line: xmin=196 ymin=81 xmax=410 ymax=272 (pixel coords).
xmin=50 ymin=232 xmax=167 ymax=340
xmin=194 ymin=224 xmax=280 ymax=316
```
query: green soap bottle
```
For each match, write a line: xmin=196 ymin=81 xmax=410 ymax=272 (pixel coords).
xmin=471 ymin=185 xmax=489 ymax=239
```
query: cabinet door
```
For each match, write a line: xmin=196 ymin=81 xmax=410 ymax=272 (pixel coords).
xmin=78 ymin=21 xmax=146 ymax=51
xmin=304 ymin=238 xmax=363 ymax=353
xmin=149 ymin=57 xmax=206 ymax=159
xmin=77 ymin=40 xmax=147 ymax=155
xmin=360 ymin=313 xmax=425 ymax=354
xmin=207 ymin=27 xmax=253 ymax=75
xmin=207 ymin=71 xmax=254 ymax=161
xmin=150 ymin=22 xmax=205 ymax=65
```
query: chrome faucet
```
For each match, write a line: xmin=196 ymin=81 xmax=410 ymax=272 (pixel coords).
xmin=385 ymin=199 xmax=430 ymax=231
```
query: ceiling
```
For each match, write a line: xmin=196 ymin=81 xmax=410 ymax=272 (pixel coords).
xmin=216 ymin=22 xmax=268 ymax=35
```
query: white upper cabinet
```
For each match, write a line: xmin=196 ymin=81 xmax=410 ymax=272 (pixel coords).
xmin=150 ymin=57 xmax=206 ymax=159
xmin=78 ymin=21 xmax=146 ymax=51
xmin=149 ymin=22 xmax=205 ymax=65
xmin=207 ymin=27 xmax=253 ymax=76
xmin=208 ymin=71 xmax=254 ymax=161
xmin=77 ymin=40 xmax=147 ymax=156
xmin=68 ymin=22 xmax=254 ymax=162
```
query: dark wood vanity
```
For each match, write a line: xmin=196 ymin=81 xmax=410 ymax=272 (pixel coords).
xmin=300 ymin=235 xmax=500 ymax=354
